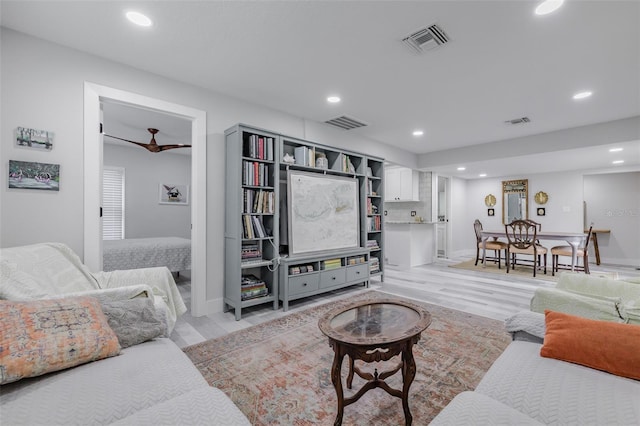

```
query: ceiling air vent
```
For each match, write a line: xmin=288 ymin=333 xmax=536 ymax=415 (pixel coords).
xmin=505 ymin=117 xmax=531 ymax=125
xmin=402 ymin=24 xmax=450 ymax=53
xmin=324 ymin=115 xmax=368 ymax=130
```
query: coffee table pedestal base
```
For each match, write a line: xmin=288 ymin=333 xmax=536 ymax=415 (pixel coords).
xmin=328 ymin=335 xmax=420 ymax=426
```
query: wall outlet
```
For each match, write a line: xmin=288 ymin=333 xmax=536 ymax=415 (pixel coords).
xmin=410 ymin=211 xmax=416 ymax=216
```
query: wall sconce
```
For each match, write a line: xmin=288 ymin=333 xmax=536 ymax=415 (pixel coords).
xmin=534 ymin=191 xmax=548 ymax=205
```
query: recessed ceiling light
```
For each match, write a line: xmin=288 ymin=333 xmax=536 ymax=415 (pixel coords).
xmin=457 ymin=167 xmax=466 ymax=171
xmin=609 ymin=147 xmax=623 ymax=152
xmin=535 ymin=0 xmax=564 ymax=15
xmin=126 ymin=11 xmax=153 ymax=27
xmin=479 ymin=173 xmax=487 ymax=177
xmin=412 ymin=130 xmax=424 ymax=136
xmin=572 ymin=91 xmax=593 ymax=100
xmin=613 ymin=160 xmax=624 ymax=165
xmin=327 ymin=96 xmax=341 ymax=103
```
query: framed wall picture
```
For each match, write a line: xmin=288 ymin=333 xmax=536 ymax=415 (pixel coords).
xmin=159 ymin=183 xmax=189 ymax=205
xmin=8 ymin=160 xmax=60 ymax=191
xmin=487 ymin=208 xmax=495 ymax=216
xmin=537 ymin=207 xmax=546 ymax=216
xmin=15 ymin=127 xmax=54 ymax=151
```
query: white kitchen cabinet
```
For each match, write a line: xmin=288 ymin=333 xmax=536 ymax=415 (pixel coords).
xmin=385 ymin=167 xmax=419 ymax=202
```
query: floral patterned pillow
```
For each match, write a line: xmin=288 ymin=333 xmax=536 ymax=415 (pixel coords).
xmin=0 ymin=296 xmax=121 ymax=385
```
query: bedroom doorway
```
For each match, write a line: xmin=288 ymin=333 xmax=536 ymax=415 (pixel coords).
xmin=83 ymin=83 xmax=208 ymax=316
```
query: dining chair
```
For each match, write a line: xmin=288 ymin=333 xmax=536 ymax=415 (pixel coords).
xmin=473 ymin=219 xmax=508 ymax=268
xmin=505 ymin=220 xmax=548 ymax=277
xmin=551 ymin=224 xmax=593 ymax=276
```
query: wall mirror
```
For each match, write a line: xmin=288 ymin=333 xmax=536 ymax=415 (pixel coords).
xmin=502 ymin=179 xmax=528 ymax=224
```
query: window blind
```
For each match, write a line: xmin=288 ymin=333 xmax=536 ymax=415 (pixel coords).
xmin=102 ymin=166 xmax=125 ymax=240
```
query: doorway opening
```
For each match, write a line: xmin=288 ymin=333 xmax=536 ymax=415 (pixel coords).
xmin=83 ymin=82 xmax=208 ymax=316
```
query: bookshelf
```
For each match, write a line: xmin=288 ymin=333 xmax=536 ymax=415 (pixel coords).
xmin=365 ymin=158 xmax=385 ymax=279
xmin=224 ymin=125 xmax=280 ymax=320
xmin=225 ymin=123 xmax=384 ymax=319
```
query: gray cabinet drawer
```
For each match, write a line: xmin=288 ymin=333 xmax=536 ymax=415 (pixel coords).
xmin=288 ymin=273 xmax=319 ymax=296
xmin=346 ymin=264 xmax=368 ymax=282
xmin=320 ymin=268 xmax=346 ymax=288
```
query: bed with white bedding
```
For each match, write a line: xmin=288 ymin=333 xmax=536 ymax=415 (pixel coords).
xmin=103 ymin=237 xmax=191 ymax=272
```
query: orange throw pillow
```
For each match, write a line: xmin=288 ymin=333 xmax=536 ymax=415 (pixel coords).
xmin=541 ymin=310 xmax=640 ymax=380
xmin=0 ymin=296 xmax=121 ymax=385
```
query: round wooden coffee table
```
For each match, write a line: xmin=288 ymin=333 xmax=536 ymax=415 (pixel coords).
xmin=318 ymin=298 xmax=432 ymax=426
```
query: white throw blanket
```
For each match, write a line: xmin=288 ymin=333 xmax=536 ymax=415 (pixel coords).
xmin=0 ymin=242 xmax=186 ymax=334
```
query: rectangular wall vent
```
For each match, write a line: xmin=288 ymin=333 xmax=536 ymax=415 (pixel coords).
xmin=402 ymin=24 xmax=450 ymax=53
xmin=324 ymin=116 xmax=368 ymax=130
xmin=505 ymin=117 xmax=531 ymax=125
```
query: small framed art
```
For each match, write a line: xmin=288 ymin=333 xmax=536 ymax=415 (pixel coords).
xmin=8 ymin=160 xmax=59 ymax=191
xmin=487 ymin=208 xmax=495 ymax=216
xmin=537 ymin=207 xmax=546 ymax=216
xmin=15 ymin=127 xmax=54 ymax=151
xmin=159 ymin=183 xmax=189 ymax=205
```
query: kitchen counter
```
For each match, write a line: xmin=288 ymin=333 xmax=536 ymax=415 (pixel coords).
xmin=384 ymin=222 xmax=436 ymax=269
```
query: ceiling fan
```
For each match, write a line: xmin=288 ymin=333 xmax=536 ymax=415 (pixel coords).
xmin=104 ymin=128 xmax=191 ymax=153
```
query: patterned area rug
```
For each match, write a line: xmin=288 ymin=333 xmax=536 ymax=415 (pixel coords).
xmin=450 ymin=258 xmax=559 ymax=282
xmin=183 ymin=291 xmax=511 ymax=425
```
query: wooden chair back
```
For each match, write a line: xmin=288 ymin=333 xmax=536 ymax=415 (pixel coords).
xmin=473 ymin=219 xmax=483 ymax=244
xmin=505 ymin=220 xmax=538 ymax=250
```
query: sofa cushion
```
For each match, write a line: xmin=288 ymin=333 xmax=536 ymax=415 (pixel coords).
xmin=111 ymin=386 xmax=251 ymax=425
xmin=100 ymin=297 xmax=166 ymax=348
xmin=475 ymin=341 xmax=640 ymax=425
xmin=0 ymin=338 xmax=209 ymax=425
xmin=530 ymin=287 xmax=625 ymax=322
xmin=0 ymin=296 xmax=121 ymax=385
xmin=541 ymin=310 xmax=640 ymax=380
xmin=430 ymin=391 xmax=543 ymax=425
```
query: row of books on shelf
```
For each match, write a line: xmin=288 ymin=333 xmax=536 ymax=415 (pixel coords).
xmin=370 ymin=256 xmax=380 ymax=273
xmin=323 ymin=258 xmax=342 ymax=270
xmin=243 ymin=189 xmax=274 ymax=214
xmin=366 ymin=216 xmax=382 ymax=232
xmin=366 ymin=239 xmax=380 ymax=250
xmin=241 ymin=274 xmax=268 ymax=301
xmin=242 ymin=161 xmax=271 ymax=187
xmin=341 ymin=154 xmax=356 ymax=174
xmin=241 ymin=242 xmax=262 ymax=260
xmin=347 ymin=255 xmax=366 ymax=265
xmin=289 ymin=264 xmax=315 ymax=275
xmin=366 ymin=198 xmax=379 ymax=215
xmin=242 ymin=214 xmax=270 ymax=239
xmin=245 ymin=134 xmax=275 ymax=161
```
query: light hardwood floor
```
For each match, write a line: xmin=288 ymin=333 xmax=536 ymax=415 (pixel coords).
xmin=169 ymin=256 xmax=640 ymax=348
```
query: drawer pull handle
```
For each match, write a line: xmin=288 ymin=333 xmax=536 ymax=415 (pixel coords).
xmin=332 ymin=277 xmax=336 ymax=280
xmin=302 ymin=283 xmax=307 ymax=286
xmin=356 ymin=271 xmax=360 ymax=275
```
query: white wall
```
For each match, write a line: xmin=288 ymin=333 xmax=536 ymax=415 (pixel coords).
xmin=584 ymin=172 xmax=639 ymax=266
xmin=103 ymin=144 xmax=191 ymax=239
xmin=0 ymin=28 xmax=418 ymax=308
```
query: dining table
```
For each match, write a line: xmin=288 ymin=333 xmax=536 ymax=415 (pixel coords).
xmin=480 ymin=229 xmax=587 ymax=272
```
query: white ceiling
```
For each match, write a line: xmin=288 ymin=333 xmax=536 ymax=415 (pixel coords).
xmin=2 ymin=1 xmax=639 ymax=175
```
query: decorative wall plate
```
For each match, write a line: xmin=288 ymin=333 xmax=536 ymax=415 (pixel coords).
xmin=484 ymin=194 xmax=496 ymax=207
xmin=534 ymin=191 xmax=548 ymax=205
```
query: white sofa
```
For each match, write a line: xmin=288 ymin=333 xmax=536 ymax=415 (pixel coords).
xmin=0 ymin=242 xmax=250 ymax=425
xmin=1 ymin=338 xmax=250 ymax=425
xmin=431 ymin=273 xmax=640 ymax=425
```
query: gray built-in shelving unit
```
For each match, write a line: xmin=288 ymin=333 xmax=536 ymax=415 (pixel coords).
xmin=224 ymin=124 xmax=384 ymax=320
